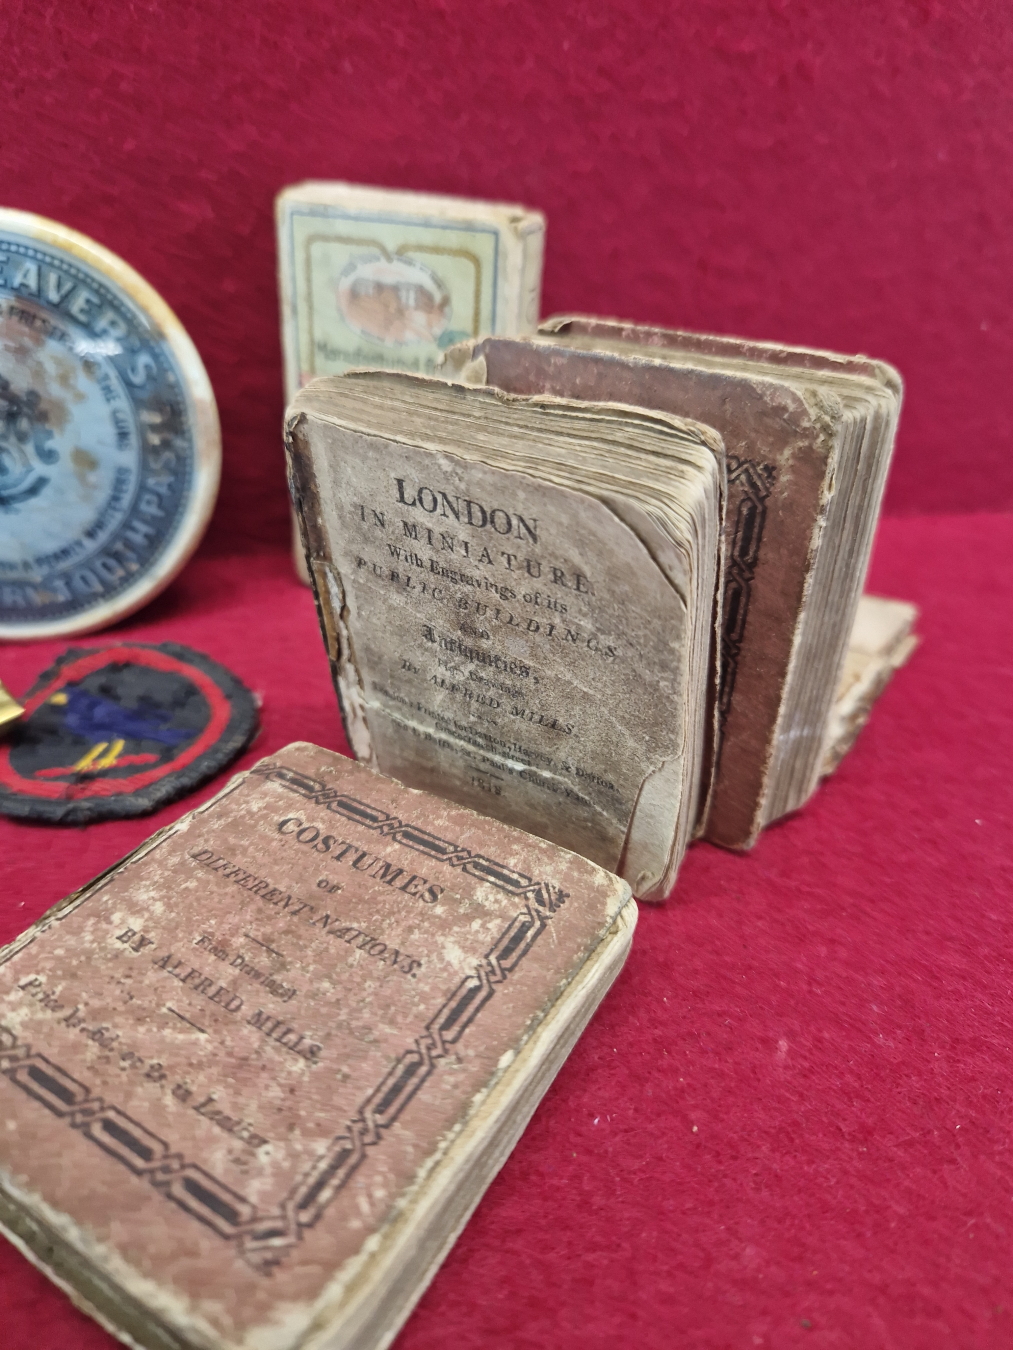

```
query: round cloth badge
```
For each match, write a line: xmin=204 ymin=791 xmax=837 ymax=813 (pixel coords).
xmin=0 ymin=644 xmax=257 ymax=824
xmin=0 ymin=209 xmax=220 ymax=640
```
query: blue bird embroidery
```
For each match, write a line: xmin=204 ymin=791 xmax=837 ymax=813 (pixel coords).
xmin=33 ymin=686 xmax=193 ymax=779
xmin=54 ymin=687 xmax=191 ymax=746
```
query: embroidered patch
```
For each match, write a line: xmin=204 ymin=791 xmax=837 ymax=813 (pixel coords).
xmin=0 ymin=643 xmax=257 ymax=823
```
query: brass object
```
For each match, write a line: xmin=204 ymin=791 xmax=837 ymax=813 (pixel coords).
xmin=0 ymin=680 xmax=24 ymax=734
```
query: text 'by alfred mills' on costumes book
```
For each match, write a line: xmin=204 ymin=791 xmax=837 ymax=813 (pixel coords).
xmin=0 ymin=744 xmax=634 ymax=1350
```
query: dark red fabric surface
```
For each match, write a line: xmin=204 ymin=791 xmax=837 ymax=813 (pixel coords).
xmin=3 ymin=0 xmax=1013 ymax=542
xmin=0 ymin=513 xmax=1010 ymax=1350
xmin=3 ymin=3 xmax=1013 ymax=1346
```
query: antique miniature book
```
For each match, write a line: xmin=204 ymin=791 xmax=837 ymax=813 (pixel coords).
xmin=821 ymin=594 xmax=918 ymax=776
xmin=286 ymin=370 xmax=725 ymax=900
xmin=441 ymin=321 xmax=903 ymax=848
xmin=276 ymin=182 xmax=546 ymax=581
xmin=0 ymin=743 xmax=634 ymax=1350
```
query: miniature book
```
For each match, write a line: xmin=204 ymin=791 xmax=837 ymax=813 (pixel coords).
xmin=276 ymin=182 xmax=546 ymax=581
xmin=0 ymin=743 xmax=634 ymax=1350
xmin=441 ymin=321 xmax=903 ymax=848
xmin=286 ymin=371 xmax=725 ymax=900
xmin=821 ymin=594 xmax=918 ymax=775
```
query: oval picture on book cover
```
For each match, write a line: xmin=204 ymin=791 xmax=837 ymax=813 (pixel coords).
xmin=336 ymin=251 xmax=451 ymax=347
xmin=0 ymin=208 xmax=220 ymax=641
xmin=0 ymin=643 xmax=257 ymax=824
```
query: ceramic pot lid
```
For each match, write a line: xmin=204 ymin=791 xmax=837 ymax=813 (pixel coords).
xmin=0 ymin=209 xmax=220 ymax=640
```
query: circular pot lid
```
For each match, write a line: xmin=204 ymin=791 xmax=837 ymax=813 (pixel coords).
xmin=0 ymin=208 xmax=220 ymax=640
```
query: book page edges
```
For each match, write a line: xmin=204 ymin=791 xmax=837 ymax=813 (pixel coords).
xmin=291 ymin=370 xmax=725 ymax=461
xmin=758 ymin=391 xmax=903 ymax=831
xmin=820 ymin=597 xmax=919 ymax=777
xmin=300 ymin=898 xmax=636 ymax=1350
xmin=738 ymin=387 xmax=849 ymax=845
xmin=539 ymin=314 xmax=903 ymax=396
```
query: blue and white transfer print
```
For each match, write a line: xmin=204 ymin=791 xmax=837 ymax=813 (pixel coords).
xmin=0 ymin=226 xmax=198 ymax=630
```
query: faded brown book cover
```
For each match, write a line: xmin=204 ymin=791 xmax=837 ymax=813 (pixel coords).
xmin=0 ymin=744 xmax=633 ymax=1350
xmin=445 ymin=323 xmax=902 ymax=847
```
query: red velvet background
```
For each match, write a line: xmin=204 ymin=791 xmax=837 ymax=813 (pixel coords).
xmin=1 ymin=3 xmax=1012 ymax=1347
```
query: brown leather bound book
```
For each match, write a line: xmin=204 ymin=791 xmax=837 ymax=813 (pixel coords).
xmin=0 ymin=744 xmax=633 ymax=1350
xmin=442 ymin=321 xmax=903 ymax=848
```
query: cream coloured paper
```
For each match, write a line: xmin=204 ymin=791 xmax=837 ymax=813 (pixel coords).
xmin=303 ymin=431 xmax=689 ymax=880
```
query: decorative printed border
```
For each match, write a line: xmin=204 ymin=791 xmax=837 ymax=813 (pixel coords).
xmin=248 ymin=760 xmax=570 ymax=912
xmin=0 ymin=781 xmax=567 ymax=1274
xmin=718 ymin=456 xmax=777 ymax=726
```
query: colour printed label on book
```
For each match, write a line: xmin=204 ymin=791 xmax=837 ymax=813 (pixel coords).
xmin=0 ymin=227 xmax=197 ymax=629
xmin=286 ymin=206 xmax=500 ymax=384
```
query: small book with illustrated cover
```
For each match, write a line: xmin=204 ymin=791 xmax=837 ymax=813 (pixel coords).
xmin=0 ymin=743 xmax=634 ymax=1350
xmin=285 ymin=370 xmax=725 ymax=900
xmin=276 ymin=182 xmax=546 ymax=582
xmin=441 ymin=320 xmax=903 ymax=848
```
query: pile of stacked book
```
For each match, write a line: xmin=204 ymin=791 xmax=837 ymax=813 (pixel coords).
xmin=0 ymin=183 xmax=917 ymax=1350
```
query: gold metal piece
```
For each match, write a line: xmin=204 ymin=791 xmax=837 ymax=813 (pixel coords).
xmin=0 ymin=680 xmax=24 ymax=733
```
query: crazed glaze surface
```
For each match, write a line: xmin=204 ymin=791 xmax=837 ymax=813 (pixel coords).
xmin=0 ymin=209 xmax=219 ymax=640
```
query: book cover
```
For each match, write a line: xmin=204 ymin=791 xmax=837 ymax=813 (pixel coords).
xmin=0 ymin=743 xmax=633 ymax=1350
